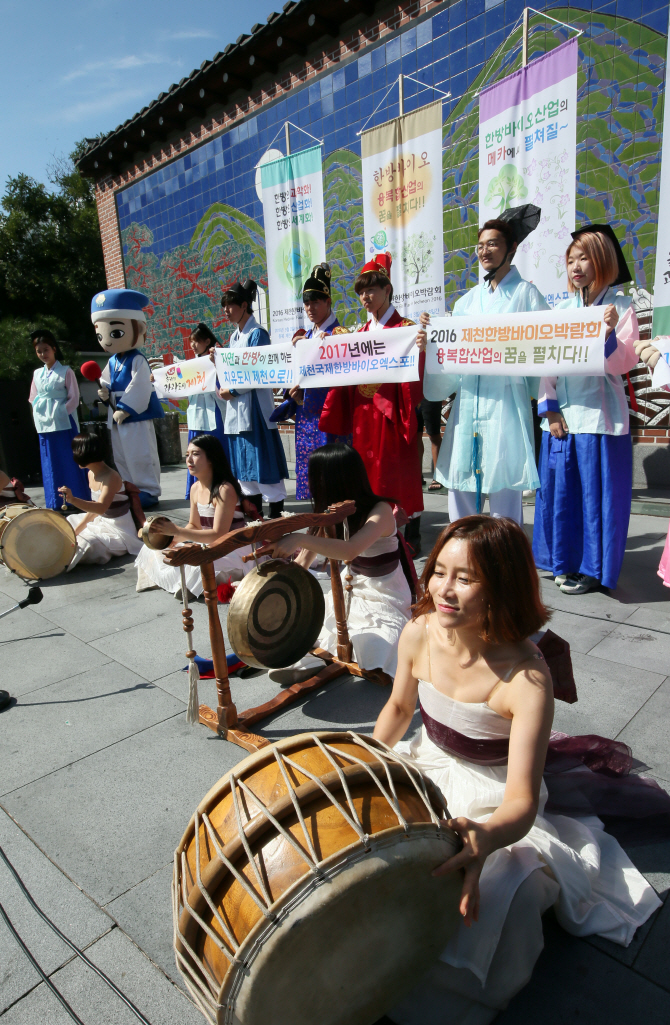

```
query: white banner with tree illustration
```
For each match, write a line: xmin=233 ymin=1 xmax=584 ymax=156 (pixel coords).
xmin=260 ymin=145 xmax=327 ymax=344
xmin=478 ymin=38 xmax=578 ymax=308
xmin=361 ymin=100 xmax=445 ymax=321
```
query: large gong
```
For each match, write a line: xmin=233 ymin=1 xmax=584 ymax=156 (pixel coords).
xmin=227 ymin=559 xmax=325 ymax=669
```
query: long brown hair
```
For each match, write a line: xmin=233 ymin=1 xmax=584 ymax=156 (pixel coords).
xmin=413 ymin=516 xmax=549 ymax=643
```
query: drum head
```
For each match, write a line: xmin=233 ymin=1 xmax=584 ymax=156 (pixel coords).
xmin=226 ymin=833 xmax=462 ymax=1025
xmin=226 ymin=559 xmax=325 ymax=668
xmin=0 ymin=506 xmax=76 ymax=579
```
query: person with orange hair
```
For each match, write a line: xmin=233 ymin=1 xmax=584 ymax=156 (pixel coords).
xmin=319 ymin=253 xmax=425 ymax=555
xmin=532 ymin=225 xmax=639 ymax=594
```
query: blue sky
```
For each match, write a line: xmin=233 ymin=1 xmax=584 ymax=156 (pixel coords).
xmin=0 ymin=0 xmax=279 ymax=188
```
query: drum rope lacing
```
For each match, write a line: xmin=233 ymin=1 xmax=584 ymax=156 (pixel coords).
xmin=173 ymin=732 xmax=451 ymax=1017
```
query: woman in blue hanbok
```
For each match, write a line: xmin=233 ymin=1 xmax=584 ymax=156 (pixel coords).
xmin=183 ymin=323 xmax=229 ymax=498
xmin=218 ymin=279 xmax=288 ymax=519
xmin=271 ymin=264 xmax=351 ymax=500
xmin=420 ymin=207 xmax=547 ymax=526
xmin=532 ymin=225 xmax=639 ymax=594
xmin=28 ymin=330 xmax=88 ymax=509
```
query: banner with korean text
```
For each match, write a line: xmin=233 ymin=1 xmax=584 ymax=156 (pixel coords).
xmin=361 ymin=100 xmax=445 ymax=321
xmin=478 ymin=38 xmax=578 ymax=308
xmin=260 ymin=145 xmax=326 ymax=344
xmin=424 ymin=308 xmax=606 ymax=377
xmin=152 ymin=355 xmax=217 ymax=399
xmin=652 ymin=8 xmax=670 ymax=334
xmin=215 ymin=344 xmax=295 ymax=390
xmin=295 ymin=325 xmax=419 ymax=388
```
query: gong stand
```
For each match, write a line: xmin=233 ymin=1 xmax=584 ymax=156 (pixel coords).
xmin=162 ymin=501 xmax=391 ymax=755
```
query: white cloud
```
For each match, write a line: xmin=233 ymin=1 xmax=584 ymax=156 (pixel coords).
xmin=54 ymin=87 xmax=149 ymax=124
xmin=63 ymin=53 xmax=170 ymax=83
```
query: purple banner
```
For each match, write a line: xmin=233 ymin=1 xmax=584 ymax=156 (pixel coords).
xmin=480 ymin=38 xmax=578 ymax=124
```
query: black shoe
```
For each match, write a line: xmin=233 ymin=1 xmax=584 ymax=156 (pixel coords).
xmin=269 ymin=500 xmax=285 ymax=519
xmin=0 ymin=690 xmax=12 ymax=712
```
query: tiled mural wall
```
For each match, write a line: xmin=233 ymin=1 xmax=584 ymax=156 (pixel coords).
xmin=116 ymin=0 xmax=670 ymax=360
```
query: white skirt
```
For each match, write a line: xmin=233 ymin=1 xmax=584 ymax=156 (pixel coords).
xmin=387 ymin=728 xmax=662 ymax=1024
xmin=134 ymin=542 xmax=252 ymax=596
xmin=67 ymin=510 xmax=143 ymax=570
xmin=297 ymin=563 xmax=411 ymax=676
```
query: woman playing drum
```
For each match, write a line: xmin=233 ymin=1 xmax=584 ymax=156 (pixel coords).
xmin=373 ymin=516 xmax=665 ymax=1025
xmin=263 ymin=443 xmax=414 ymax=684
xmin=135 ymin=434 xmax=252 ymax=600
xmin=59 ymin=432 xmax=143 ymax=570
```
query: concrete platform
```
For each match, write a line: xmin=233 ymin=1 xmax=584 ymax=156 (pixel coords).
xmin=1 ymin=466 xmax=669 ymax=1023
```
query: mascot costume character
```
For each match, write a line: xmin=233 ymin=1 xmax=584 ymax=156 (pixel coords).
xmin=91 ymin=288 xmax=163 ymax=509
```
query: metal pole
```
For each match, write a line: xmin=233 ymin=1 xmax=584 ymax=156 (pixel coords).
xmin=285 ymin=121 xmax=291 ymax=155
xmin=522 ymin=7 xmax=529 ymax=67
xmin=398 ymin=73 xmax=404 ymax=116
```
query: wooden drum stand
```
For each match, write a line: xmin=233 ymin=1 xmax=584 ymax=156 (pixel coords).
xmin=163 ymin=501 xmax=392 ymax=755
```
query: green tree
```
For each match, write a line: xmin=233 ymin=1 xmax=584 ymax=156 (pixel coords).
xmin=0 ymin=315 xmax=77 ymax=381
xmin=483 ymin=164 xmax=529 ymax=215
xmin=0 ymin=140 xmax=106 ymax=376
xmin=402 ymin=231 xmax=436 ymax=284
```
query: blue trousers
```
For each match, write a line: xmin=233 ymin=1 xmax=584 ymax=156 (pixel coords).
xmin=532 ymin=431 xmax=632 ymax=590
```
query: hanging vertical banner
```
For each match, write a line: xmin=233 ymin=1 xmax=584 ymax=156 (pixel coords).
xmin=652 ymin=9 xmax=670 ymax=334
xmin=261 ymin=145 xmax=326 ymax=344
xmin=361 ymin=99 xmax=445 ymax=321
xmin=478 ymin=38 xmax=578 ymax=308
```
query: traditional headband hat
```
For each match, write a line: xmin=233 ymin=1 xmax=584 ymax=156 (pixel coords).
xmin=302 ymin=263 xmax=332 ymax=300
xmin=481 ymin=205 xmax=541 ymax=283
xmin=570 ymin=223 xmax=632 ymax=286
xmin=497 ymin=204 xmax=542 ymax=245
xmin=221 ymin=278 xmax=258 ymax=307
xmin=91 ymin=288 xmax=151 ymax=323
xmin=360 ymin=252 xmax=393 ymax=278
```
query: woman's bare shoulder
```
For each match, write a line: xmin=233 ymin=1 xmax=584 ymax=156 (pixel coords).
xmin=400 ymin=615 xmax=427 ymax=651
xmin=506 ymin=646 xmax=553 ymax=707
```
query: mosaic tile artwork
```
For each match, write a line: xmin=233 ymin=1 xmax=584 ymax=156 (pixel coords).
xmin=116 ymin=0 xmax=670 ymax=360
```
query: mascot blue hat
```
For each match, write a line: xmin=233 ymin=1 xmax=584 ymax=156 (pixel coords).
xmin=91 ymin=289 xmax=151 ymax=323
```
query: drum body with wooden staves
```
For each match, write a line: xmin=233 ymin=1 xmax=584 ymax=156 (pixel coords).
xmin=0 ymin=504 xmax=76 ymax=580
xmin=226 ymin=558 xmax=325 ymax=669
xmin=173 ymin=731 xmax=462 ymax=1025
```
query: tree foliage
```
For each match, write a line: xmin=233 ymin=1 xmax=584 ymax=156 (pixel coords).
xmin=0 ymin=140 xmax=106 ymax=377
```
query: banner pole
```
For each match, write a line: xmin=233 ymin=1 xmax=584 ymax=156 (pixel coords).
xmin=398 ymin=73 xmax=404 ymax=116
xmin=522 ymin=7 xmax=529 ymax=66
xmin=285 ymin=121 xmax=291 ymax=156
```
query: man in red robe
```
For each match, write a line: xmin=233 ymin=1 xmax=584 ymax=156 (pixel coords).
xmin=319 ymin=253 xmax=425 ymax=555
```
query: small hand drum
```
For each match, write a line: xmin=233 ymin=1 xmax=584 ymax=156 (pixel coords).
xmin=141 ymin=515 xmax=172 ymax=551
xmin=173 ymin=731 xmax=462 ymax=1025
xmin=0 ymin=505 xmax=76 ymax=580
xmin=226 ymin=559 xmax=325 ymax=669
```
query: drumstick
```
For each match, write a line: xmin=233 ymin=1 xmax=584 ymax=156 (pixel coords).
xmin=60 ymin=490 xmax=68 ymax=513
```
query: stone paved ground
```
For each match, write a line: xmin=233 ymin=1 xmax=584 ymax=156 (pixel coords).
xmin=1 ymin=466 xmax=669 ymax=1023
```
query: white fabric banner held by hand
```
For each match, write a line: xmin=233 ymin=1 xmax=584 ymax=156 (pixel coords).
xmin=425 ymin=308 xmax=606 ymax=377
xmin=152 ymin=356 xmax=217 ymax=398
xmin=295 ymin=325 xmax=420 ymax=388
xmin=215 ymin=344 xmax=296 ymax=390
